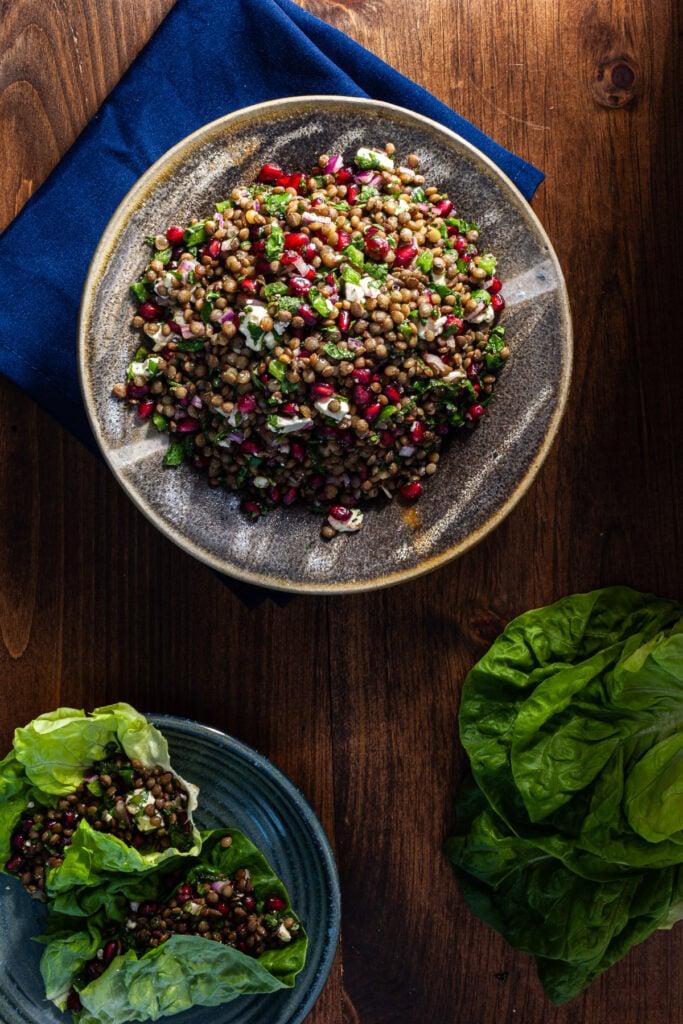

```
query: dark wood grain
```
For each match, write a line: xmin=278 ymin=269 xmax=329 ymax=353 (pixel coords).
xmin=0 ymin=1 xmax=681 ymax=1023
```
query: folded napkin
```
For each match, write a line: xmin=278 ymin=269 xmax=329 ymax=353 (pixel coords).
xmin=0 ymin=0 xmax=543 ymax=608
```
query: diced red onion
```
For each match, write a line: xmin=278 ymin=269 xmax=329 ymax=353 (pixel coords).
xmin=368 ymin=173 xmax=383 ymax=187
xmin=220 ymin=309 xmax=235 ymax=323
xmin=191 ymin=395 xmax=203 ymax=409
xmin=227 ymin=431 xmax=243 ymax=443
xmin=425 ymin=352 xmax=449 ymax=373
xmin=210 ymin=881 xmax=225 ymax=892
xmin=215 ymin=212 xmax=225 ymax=229
xmin=355 ymin=169 xmax=375 ymax=184
xmin=466 ymin=301 xmax=486 ymax=320
xmin=399 ymin=445 xmax=416 ymax=457
xmin=180 ymin=324 xmax=194 ymax=339
xmin=324 ymin=154 xmax=343 ymax=174
xmin=293 ymin=255 xmax=310 ymax=277
xmin=253 ymin=200 xmax=260 ymax=212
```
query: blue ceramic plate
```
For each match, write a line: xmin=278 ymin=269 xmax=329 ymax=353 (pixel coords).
xmin=0 ymin=715 xmax=340 ymax=1024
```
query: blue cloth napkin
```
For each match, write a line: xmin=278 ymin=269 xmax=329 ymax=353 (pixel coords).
xmin=0 ymin=0 xmax=542 ymax=608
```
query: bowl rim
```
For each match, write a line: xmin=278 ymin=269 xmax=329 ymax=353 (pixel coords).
xmin=79 ymin=94 xmax=573 ymax=595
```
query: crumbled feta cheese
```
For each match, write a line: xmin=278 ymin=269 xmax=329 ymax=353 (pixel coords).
xmin=328 ymin=508 xmax=364 ymax=533
xmin=253 ymin=476 xmax=269 ymax=489
xmin=238 ymin=304 xmax=270 ymax=351
xmin=468 ymin=304 xmax=495 ymax=325
xmin=276 ymin=923 xmax=292 ymax=943
xmin=314 ymin=395 xmax=350 ymax=422
xmin=344 ymin=276 xmax=381 ymax=304
xmin=143 ymin=324 xmax=167 ymax=352
xmin=444 ymin=369 xmax=466 ymax=382
xmin=129 ymin=356 xmax=159 ymax=380
xmin=267 ymin=416 xmax=314 ymax=434
xmin=418 ymin=315 xmax=447 ymax=339
xmin=355 ymin=147 xmax=394 ymax=171
xmin=153 ymin=272 xmax=178 ymax=304
xmin=344 ymin=280 xmax=365 ymax=304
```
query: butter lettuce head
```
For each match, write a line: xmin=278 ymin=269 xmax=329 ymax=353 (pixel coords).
xmin=41 ymin=829 xmax=308 ymax=1023
xmin=0 ymin=704 xmax=200 ymax=899
xmin=446 ymin=587 xmax=683 ymax=1003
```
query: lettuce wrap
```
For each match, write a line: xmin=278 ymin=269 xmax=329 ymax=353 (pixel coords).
xmin=0 ymin=704 xmax=200 ymax=904
xmin=40 ymin=829 xmax=308 ymax=1023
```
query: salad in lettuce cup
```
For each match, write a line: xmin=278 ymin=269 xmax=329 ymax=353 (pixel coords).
xmin=0 ymin=704 xmax=200 ymax=906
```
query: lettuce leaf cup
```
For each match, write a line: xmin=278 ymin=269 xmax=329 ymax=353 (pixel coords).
xmin=40 ymin=829 xmax=308 ymax=1023
xmin=0 ymin=704 xmax=200 ymax=905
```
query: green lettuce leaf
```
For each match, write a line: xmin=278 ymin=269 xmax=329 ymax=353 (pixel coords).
xmin=447 ymin=587 xmax=683 ymax=1003
xmin=41 ymin=830 xmax=308 ymax=1022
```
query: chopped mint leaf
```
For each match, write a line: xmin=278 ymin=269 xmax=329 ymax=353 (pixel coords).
xmin=200 ymin=300 xmax=213 ymax=324
xmin=470 ymin=288 xmax=492 ymax=306
xmin=130 ymin=280 xmax=150 ymax=302
xmin=163 ymin=436 xmax=192 ymax=467
xmin=215 ymin=199 xmax=232 ymax=212
xmin=411 ymin=186 xmax=427 ymax=202
xmin=152 ymin=413 xmax=168 ymax=432
xmin=268 ymin=358 xmax=287 ymax=382
xmin=308 ymin=287 xmax=334 ymax=318
xmin=343 ymin=244 xmax=365 ymax=269
xmin=363 ymin=262 xmax=388 ymax=283
xmin=416 ymin=251 xmax=434 ymax=274
xmin=484 ymin=325 xmax=507 ymax=371
xmin=176 ymin=337 xmax=205 ymax=352
xmin=476 ymin=253 xmax=497 ymax=276
xmin=324 ymin=342 xmax=353 ymax=361
xmin=376 ymin=404 xmax=397 ymax=423
xmin=357 ymin=185 xmax=379 ymax=204
xmin=276 ymin=295 xmax=302 ymax=314
xmin=265 ymin=224 xmax=285 ymax=261
xmin=183 ymin=223 xmax=206 ymax=247
xmin=263 ymin=281 xmax=288 ymax=300
xmin=446 ymin=216 xmax=479 ymax=234
xmin=263 ymin=192 xmax=290 ymax=216
xmin=341 ymin=266 xmax=362 ymax=286
xmin=153 ymin=247 xmax=172 ymax=265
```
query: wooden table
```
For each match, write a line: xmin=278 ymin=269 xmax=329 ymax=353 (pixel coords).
xmin=0 ymin=2 xmax=680 ymax=1022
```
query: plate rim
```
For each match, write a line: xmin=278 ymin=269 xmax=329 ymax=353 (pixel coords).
xmin=79 ymin=93 xmax=573 ymax=594
xmin=146 ymin=712 xmax=341 ymax=1024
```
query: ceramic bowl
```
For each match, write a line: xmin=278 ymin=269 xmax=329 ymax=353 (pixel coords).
xmin=0 ymin=715 xmax=340 ymax=1024
xmin=79 ymin=96 xmax=572 ymax=594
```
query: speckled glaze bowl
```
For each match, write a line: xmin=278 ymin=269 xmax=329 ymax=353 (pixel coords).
xmin=79 ymin=96 xmax=572 ymax=594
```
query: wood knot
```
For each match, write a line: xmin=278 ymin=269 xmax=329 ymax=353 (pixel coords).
xmin=465 ymin=608 xmax=506 ymax=648
xmin=591 ymin=57 xmax=639 ymax=108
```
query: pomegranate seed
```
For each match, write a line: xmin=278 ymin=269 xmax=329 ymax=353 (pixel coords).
xmin=165 ymin=225 xmax=185 ymax=245
xmin=18 ymin=819 xmax=33 ymax=833
xmin=289 ymin=171 xmax=305 ymax=193
xmin=281 ymin=401 xmax=298 ymax=415
xmin=432 ymin=198 xmax=453 ymax=217
xmin=487 ymin=276 xmax=502 ymax=295
xmin=393 ymin=240 xmax=418 ymax=267
xmin=347 ymin=183 xmax=359 ymax=204
xmin=258 ymin=162 xmax=282 ymax=183
xmin=276 ymin=174 xmax=291 ymax=187
xmin=352 ymin=368 xmax=371 ymax=384
xmin=138 ymin=301 xmax=161 ymax=321
xmin=177 ymin=418 xmax=200 ymax=433
xmin=401 ymin=481 xmax=423 ymax=500
xmin=137 ymin=399 xmax=155 ymax=419
xmin=267 ymin=487 xmax=280 ymax=504
xmin=491 ymin=294 xmax=505 ymax=313
xmin=337 ymin=309 xmax=350 ymax=332
xmin=337 ymin=430 xmax=353 ymax=448
xmin=301 ymin=242 xmax=317 ymax=261
xmin=255 ymin=257 xmax=271 ymax=276
xmin=103 ymin=942 xmax=118 ymax=963
xmin=290 ymin=442 xmax=305 ymax=462
xmin=166 ymin=319 xmax=181 ymax=335
xmin=5 ymin=856 xmax=22 ymax=872
xmin=264 ymin=895 xmax=287 ymax=913
xmin=335 ymin=229 xmax=351 ymax=251
xmin=380 ymin=431 xmax=395 ymax=447
xmin=325 ymin=273 xmax=336 ymax=286
xmin=384 ymin=385 xmax=401 ymax=403
xmin=283 ymin=486 xmax=298 ymax=506
xmin=140 ymin=901 xmax=160 ymax=915
xmin=335 ymin=167 xmax=353 ymax=183
xmin=473 ymin=382 xmax=481 ymax=394
xmin=126 ymin=382 xmax=149 ymax=399
xmin=289 ymin=276 xmax=311 ymax=296
xmin=242 ymin=500 xmax=262 ymax=518
xmin=353 ymin=385 xmax=371 ymax=406
xmin=241 ymin=439 xmax=261 ymax=455
xmin=66 ymin=992 xmax=82 ymax=1013
xmin=328 ymin=505 xmax=352 ymax=523
xmin=455 ymin=236 xmax=468 ymax=254
xmin=303 ymin=266 xmax=316 ymax=281
xmin=63 ymin=812 xmax=76 ymax=827
xmin=11 ymin=834 xmax=25 ymax=851
xmin=214 ymin=900 xmax=231 ymax=916
xmin=311 ymin=383 xmax=334 ymax=399
xmin=298 ymin=304 xmax=317 ymax=325
xmin=243 ymin=895 xmax=257 ymax=912
xmin=467 ymin=403 xmax=485 ymax=420
xmin=237 ymin=394 xmax=257 ymax=413
xmin=280 ymin=250 xmax=299 ymax=265
xmin=240 ymin=278 xmax=257 ymax=295
xmin=410 ymin=420 xmax=426 ymax=442
xmin=309 ymin=474 xmax=324 ymax=490
xmin=203 ymin=239 xmax=220 ymax=260
xmin=365 ymin=402 xmax=381 ymax=421
xmin=365 ymin=233 xmax=389 ymax=259
xmin=466 ymin=363 xmax=479 ymax=381
xmin=284 ymin=232 xmax=308 ymax=249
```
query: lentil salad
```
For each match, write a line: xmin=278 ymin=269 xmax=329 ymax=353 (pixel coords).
xmin=114 ymin=144 xmax=509 ymax=538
